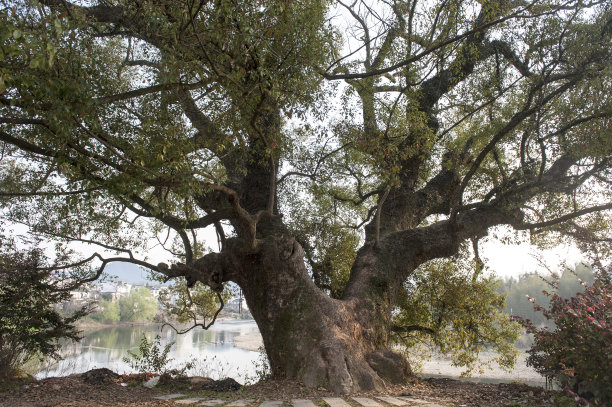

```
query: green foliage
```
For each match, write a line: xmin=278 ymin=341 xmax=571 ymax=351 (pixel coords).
xmin=288 ymin=209 xmax=359 ymax=298
xmin=90 ymin=299 xmax=120 ymax=324
xmin=393 ymin=258 xmax=522 ymax=375
xmin=118 ymin=287 xmax=158 ymax=322
xmin=518 ymin=267 xmax=612 ymax=405
xmin=553 ymin=395 xmax=579 ymax=407
xmin=159 ymin=279 xmax=231 ymax=326
xmin=0 ymin=238 xmax=89 ymax=379
xmin=123 ymin=334 xmax=193 ymax=375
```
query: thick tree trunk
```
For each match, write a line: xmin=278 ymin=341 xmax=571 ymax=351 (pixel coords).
xmin=186 ymin=134 xmax=416 ymax=393
xmin=230 ymin=236 xmax=411 ymax=394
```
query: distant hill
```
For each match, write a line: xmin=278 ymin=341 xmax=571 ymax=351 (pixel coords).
xmin=102 ymin=262 xmax=160 ymax=285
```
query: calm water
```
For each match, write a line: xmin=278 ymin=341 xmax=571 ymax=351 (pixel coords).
xmin=38 ymin=320 xmax=546 ymax=387
xmin=36 ymin=320 xmax=262 ymax=383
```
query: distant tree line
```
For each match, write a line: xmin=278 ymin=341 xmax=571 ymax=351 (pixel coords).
xmin=86 ymin=287 xmax=158 ymax=324
xmin=499 ymin=264 xmax=595 ymax=325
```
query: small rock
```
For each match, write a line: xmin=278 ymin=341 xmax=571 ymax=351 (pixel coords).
xmin=176 ymin=398 xmax=206 ymax=404
xmin=197 ymin=398 xmax=226 ymax=406
xmin=144 ymin=375 xmax=160 ymax=388
xmin=225 ymin=399 xmax=254 ymax=407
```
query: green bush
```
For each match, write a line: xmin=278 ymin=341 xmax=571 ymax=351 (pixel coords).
xmin=0 ymin=239 xmax=89 ymax=379
xmin=123 ymin=334 xmax=193 ymax=375
xmin=393 ymin=258 xmax=522 ymax=375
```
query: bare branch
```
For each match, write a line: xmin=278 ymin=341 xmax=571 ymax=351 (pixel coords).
xmin=124 ymin=59 xmax=160 ymax=69
xmin=48 ymin=253 xmax=160 ymax=292
xmin=97 ymin=80 xmax=206 ymax=104
xmin=514 ymin=203 xmax=612 ymax=230
xmin=0 ymin=187 xmax=100 ymax=198
xmin=0 ymin=130 xmax=55 ymax=157
xmin=161 ymin=292 xmax=225 ymax=334
xmin=321 ymin=3 xmax=537 ymax=80
xmin=450 ymin=74 xmax=583 ymax=223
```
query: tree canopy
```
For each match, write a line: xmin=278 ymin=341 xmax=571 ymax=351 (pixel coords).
xmin=1 ymin=0 xmax=611 ymax=393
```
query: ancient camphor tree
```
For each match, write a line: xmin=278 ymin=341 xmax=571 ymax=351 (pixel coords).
xmin=1 ymin=0 xmax=611 ymax=393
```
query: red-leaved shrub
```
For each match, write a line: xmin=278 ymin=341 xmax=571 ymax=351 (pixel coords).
xmin=517 ymin=267 xmax=611 ymax=406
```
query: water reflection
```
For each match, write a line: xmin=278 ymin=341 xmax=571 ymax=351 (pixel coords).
xmin=37 ymin=320 xmax=261 ymax=383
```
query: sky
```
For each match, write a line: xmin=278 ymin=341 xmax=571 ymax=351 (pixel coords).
xmin=7 ymin=213 xmax=586 ymax=283
xmin=98 ymin=224 xmax=586 ymax=283
xmin=481 ymin=239 xmax=584 ymax=279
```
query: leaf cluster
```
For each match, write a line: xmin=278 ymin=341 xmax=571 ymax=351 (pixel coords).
xmin=393 ymin=257 xmax=522 ymax=375
xmin=158 ymin=278 xmax=231 ymax=326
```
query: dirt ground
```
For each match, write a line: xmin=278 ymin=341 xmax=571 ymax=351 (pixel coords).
xmin=0 ymin=373 xmax=575 ymax=407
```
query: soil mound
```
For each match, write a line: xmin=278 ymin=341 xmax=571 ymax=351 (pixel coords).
xmin=80 ymin=368 xmax=120 ymax=385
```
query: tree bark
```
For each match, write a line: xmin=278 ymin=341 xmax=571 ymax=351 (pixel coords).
xmin=186 ymin=234 xmax=411 ymax=394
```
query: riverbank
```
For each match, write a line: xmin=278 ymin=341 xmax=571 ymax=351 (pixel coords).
xmin=417 ymin=350 xmax=546 ymax=386
xmin=76 ymin=320 xmax=160 ymax=330
xmin=0 ymin=373 xmax=574 ymax=407
xmin=231 ymin=332 xmax=545 ymax=387
xmin=36 ymin=320 xmax=261 ymax=380
xmin=76 ymin=316 xmax=255 ymax=330
xmin=233 ymin=330 xmax=264 ymax=352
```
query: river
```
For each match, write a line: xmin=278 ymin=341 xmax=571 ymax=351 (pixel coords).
xmin=37 ymin=320 xmax=547 ymax=387
xmin=36 ymin=320 xmax=262 ymax=383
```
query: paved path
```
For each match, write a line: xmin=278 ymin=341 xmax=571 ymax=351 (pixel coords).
xmin=152 ymin=394 xmax=449 ymax=407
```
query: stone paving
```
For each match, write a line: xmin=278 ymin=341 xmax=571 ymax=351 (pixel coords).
xmin=175 ymin=398 xmax=206 ymax=405
xmin=352 ymin=397 xmax=381 ymax=407
xmin=199 ymin=400 xmax=227 ymax=406
xmin=376 ymin=397 xmax=406 ymax=406
xmin=322 ymin=397 xmax=352 ymax=407
xmin=152 ymin=394 xmax=449 ymax=407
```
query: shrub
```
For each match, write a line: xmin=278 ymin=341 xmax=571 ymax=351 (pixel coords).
xmin=243 ymin=345 xmax=271 ymax=385
xmin=0 ymin=239 xmax=90 ymax=379
xmin=123 ymin=334 xmax=193 ymax=375
xmin=517 ymin=267 xmax=611 ymax=405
